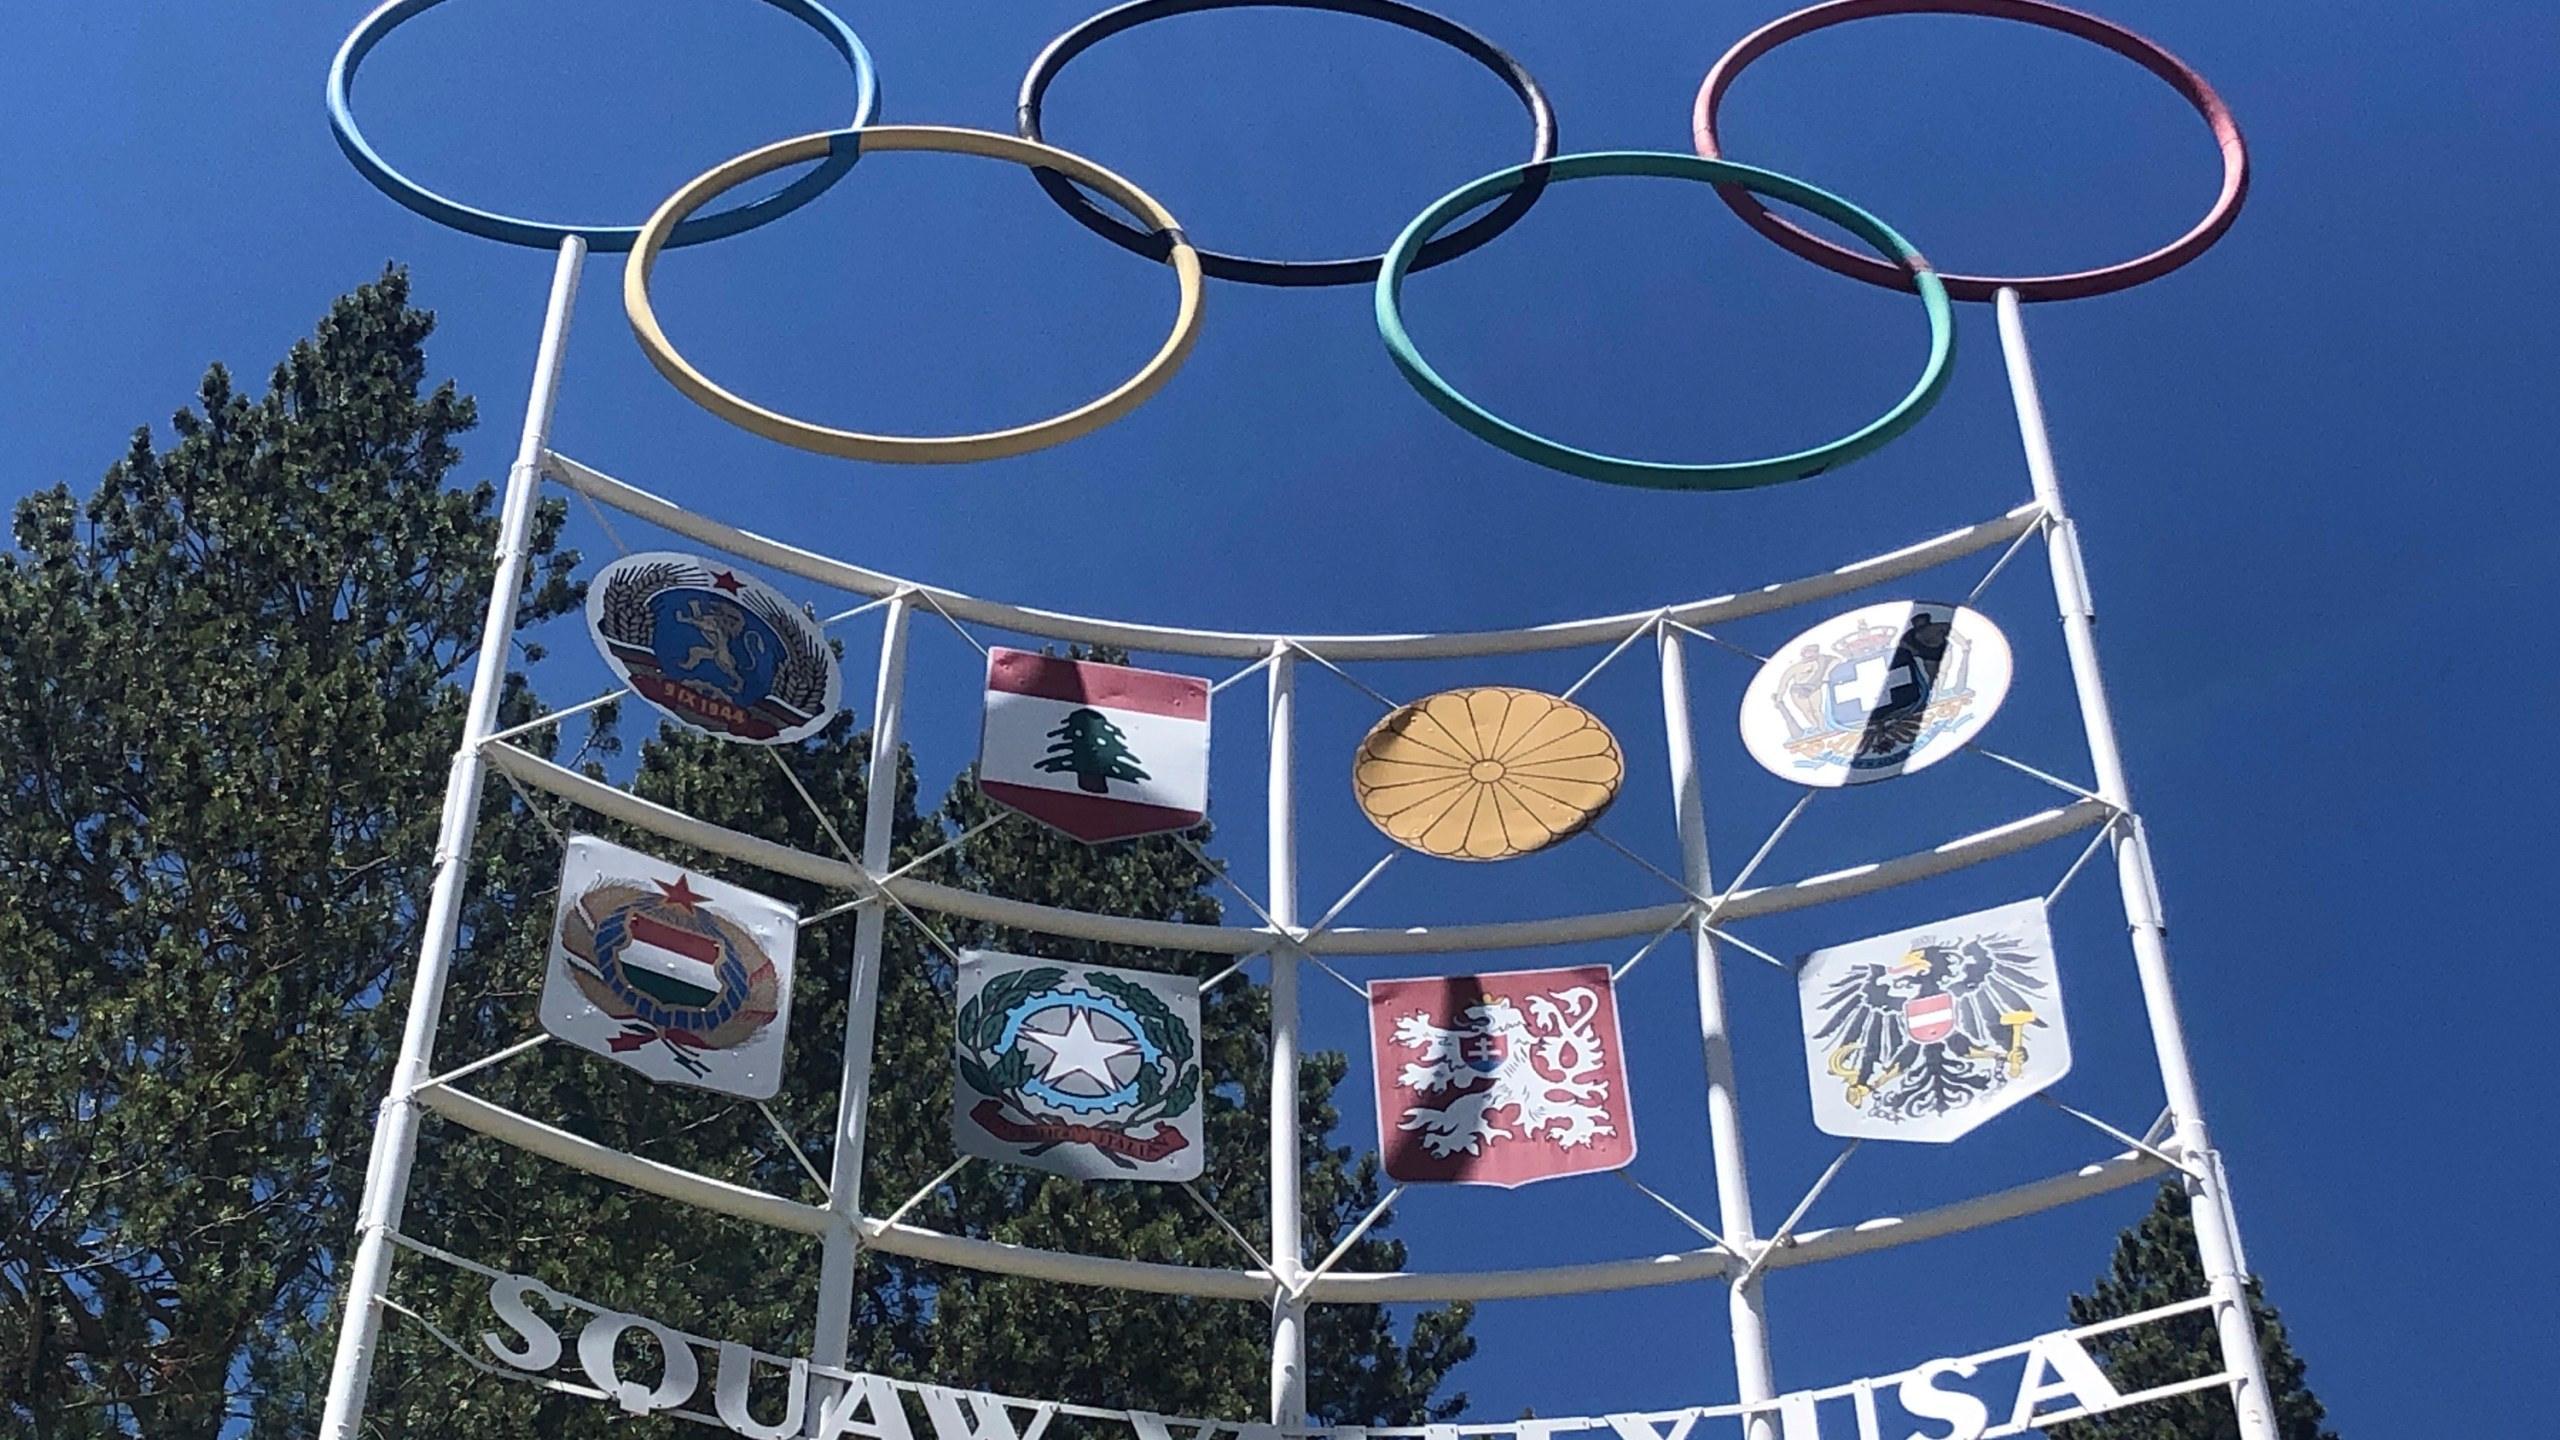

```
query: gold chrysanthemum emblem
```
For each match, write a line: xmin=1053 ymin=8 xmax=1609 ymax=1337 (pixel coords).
xmin=1353 ymin=687 xmax=1624 ymax=861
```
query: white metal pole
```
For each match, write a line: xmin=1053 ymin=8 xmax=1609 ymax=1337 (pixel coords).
xmin=317 ymin=236 xmax=587 ymax=1440
xmin=810 ymin=596 xmax=915 ymax=1402
xmin=1264 ymin=643 xmax=1309 ymax=1424
xmin=1995 ymin=288 xmax=2280 ymax=1440
xmin=1657 ymin=626 xmax=1777 ymax=1440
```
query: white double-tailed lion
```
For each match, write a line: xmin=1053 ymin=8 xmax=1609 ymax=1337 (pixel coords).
xmin=1391 ymin=989 xmax=1614 ymax=1158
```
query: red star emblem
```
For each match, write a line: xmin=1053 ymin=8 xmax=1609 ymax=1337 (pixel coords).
xmin=654 ymin=875 xmax=707 ymax=913
xmin=709 ymin=570 xmax=744 ymax=594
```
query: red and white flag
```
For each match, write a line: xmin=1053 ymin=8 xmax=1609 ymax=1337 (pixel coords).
xmin=1369 ymin=964 xmax=1636 ymax=1187
xmin=977 ymin=648 xmax=1210 ymax=844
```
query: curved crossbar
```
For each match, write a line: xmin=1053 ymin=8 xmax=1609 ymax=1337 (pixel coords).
xmin=486 ymin=743 xmax=2109 ymax=954
xmin=546 ymin=452 xmax=2041 ymax=661
xmin=415 ymin=1079 xmax=2162 ymax=1303
xmin=1765 ymin=1148 xmax=2170 ymax=1272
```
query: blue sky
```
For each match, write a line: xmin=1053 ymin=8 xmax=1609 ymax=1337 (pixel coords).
xmin=4 ymin=1 xmax=2552 ymax=1434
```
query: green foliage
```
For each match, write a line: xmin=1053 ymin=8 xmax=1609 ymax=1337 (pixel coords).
xmin=2050 ymin=1184 xmax=2336 ymax=1440
xmin=0 ymin=275 xmax=1471 ymax=1436
xmin=0 ymin=268 xmax=579 ymax=1439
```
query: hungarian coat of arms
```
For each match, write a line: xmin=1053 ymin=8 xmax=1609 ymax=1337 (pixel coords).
xmin=1368 ymin=965 xmax=1636 ymax=1186
xmin=539 ymin=834 xmax=797 ymax=1099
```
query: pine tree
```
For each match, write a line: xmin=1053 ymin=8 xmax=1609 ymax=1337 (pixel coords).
xmin=0 ymin=268 xmax=582 ymax=1438
xmin=0 ymin=271 xmax=1472 ymax=1434
xmin=2050 ymin=1184 xmax=2336 ymax=1440
xmin=1037 ymin=707 xmax=1150 ymax=794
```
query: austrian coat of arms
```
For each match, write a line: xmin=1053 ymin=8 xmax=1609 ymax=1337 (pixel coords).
xmin=952 ymin=952 xmax=1203 ymax=1181
xmin=1796 ymin=898 xmax=2073 ymax=1143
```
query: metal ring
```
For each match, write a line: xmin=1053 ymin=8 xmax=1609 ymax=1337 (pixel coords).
xmin=1375 ymin=152 xmax=1953 ymax=491
xmin=626 ymin=127 xmax=1205 ymax=464
xmin=1692 ymin=0 xmax=2248 ymax=302
xmin=327 ymin=0 xmax=880 ymax=251
xmin=1017 ymin=0 xmax=1558 ymax=287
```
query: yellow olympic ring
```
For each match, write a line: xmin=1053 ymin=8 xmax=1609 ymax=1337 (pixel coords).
xmin=626 ymin=126 xmax=1205 ymax=464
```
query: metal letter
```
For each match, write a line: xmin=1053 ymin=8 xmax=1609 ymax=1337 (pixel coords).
xmin=479 ymin=1273 xmax=564 ymax=1372
xmin=1894 ymin=1360 xmax=1987 ymax=1440
xmin=714 ymin=1343 xmax=809 ymax=1439
xmin=575 ymin=1310 xmax=700 ymax=1415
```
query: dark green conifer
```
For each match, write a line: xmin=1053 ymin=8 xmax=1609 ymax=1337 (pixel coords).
xmin=2051 ymin=1184 xmax=2336 ymax=1440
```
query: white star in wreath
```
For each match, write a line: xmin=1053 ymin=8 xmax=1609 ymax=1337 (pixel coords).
xmin=1023 ymin=1007 xmax=1140 ymax=1090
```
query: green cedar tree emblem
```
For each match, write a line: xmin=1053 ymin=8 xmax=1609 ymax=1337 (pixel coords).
xmin=1035 ymin=707 xmax=1150 ymax=794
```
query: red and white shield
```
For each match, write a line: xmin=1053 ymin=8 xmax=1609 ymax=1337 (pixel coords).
xmin=1368 ymin=965 xmax=1635 ymax=1187
xmin=976 ymin=649 xmax=1211 ymax=844
xmin=1904 ymin=992 xmax=1957 ymax=1044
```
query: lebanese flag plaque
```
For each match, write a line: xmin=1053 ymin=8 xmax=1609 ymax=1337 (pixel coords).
xmin=977 ymin=648 xmax=1211 ymax=844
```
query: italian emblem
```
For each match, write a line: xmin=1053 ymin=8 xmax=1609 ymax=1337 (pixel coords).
xmin=1368 ymin=965 xmax=1635 ymax=1186
xmin=587 ymin=551 xmax=841 ymax=745
xmin=977 ymin=648 xmax=1211 ymax=844
xmin=540 ymin=835 xmax=797 ymax=1099
xmin=1797 ymin=898 xmax=2072 ymax=1143
xmin=1739 ymin=600 xmax=2013 ymax=786
xmin=953 ymin=952 xmax=1203 ymax=1181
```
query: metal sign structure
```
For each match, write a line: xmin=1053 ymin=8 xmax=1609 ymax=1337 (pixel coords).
xmin=313 ymin=2 xmax=2272 ymax=1439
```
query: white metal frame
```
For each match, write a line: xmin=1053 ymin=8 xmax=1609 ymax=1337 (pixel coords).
xmin=317 ymin=255 xmax=2277 ymax=1440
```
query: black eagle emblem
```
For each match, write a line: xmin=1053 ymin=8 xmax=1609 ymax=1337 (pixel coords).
xmin=1812 ymin=930 xmax=2050 ymax=1123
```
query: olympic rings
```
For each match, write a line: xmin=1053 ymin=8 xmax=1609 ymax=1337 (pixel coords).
xmin=1375 ymin=152 xmax=1953 ymax=491
xmin=1693 ymin=0 xmax=2248 ymax=303
xmin=626 ymin=127 xmax=1205 ymax=465
xmin=328 ymin=0 xmax=880 ymax=252
xmin=1017 ymin=0 xmax=1557 ymax=288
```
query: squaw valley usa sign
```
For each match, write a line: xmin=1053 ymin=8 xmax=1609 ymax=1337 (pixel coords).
xmin=395 ymin=1233 xmax=2233 ymax=1440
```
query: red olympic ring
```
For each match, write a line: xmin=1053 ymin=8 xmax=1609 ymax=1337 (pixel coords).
xmin=1692 ymin=0 xmax=2248 ymax=302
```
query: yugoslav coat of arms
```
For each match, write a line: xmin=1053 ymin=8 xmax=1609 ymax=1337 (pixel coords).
xmin=952 ymin=952 xmax=1204 ymax=1181
xmin=1797 ymin=898 xmax=2072 ymax=1143
xmin=1739 ymin=600 xmax=2014 ymax=787
xmin=540 ymin=835 xmax=797 ymax=1100
xmin=587 ymin=551 xmax=841 ymax=745
xmin=1368 ymin=965 xmax=1636 ymax=1186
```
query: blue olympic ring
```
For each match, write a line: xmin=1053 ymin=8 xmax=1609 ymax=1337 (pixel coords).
xmin=327 ymin=0 xmax=881 ymax=251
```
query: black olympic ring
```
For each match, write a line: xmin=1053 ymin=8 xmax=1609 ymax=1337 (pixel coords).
xmin=1017 ymin=0 xmax=1558 ymax=287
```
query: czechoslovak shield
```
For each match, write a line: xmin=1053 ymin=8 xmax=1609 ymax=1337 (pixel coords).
xmin=1797 ymin=898 xmax=2072 ymax=1143
xmin=977 ymin=647 xmax=1209 ymax=844
xmin=953 ymin=951 xmax=1204 ymax=1181
xmin=540 ymin=835 xmax=797 ymax=1100
xmin=1369 ymin=964 xmax=1635 ymax=1187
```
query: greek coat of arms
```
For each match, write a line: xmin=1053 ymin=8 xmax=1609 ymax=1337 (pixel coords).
xmin=586 ymin=551 xmax=840 ymax=745
xmin=539 ymin=835 xmax=797 ymax=1099
xmin=1368 ymin=965 xmax=1636 ymax=1187
xmin=1796 ymin=898 xmax=2073 ymax=1143
xmin=952 ymin=952 xmax=1203 ymax=1181
xmin=1739 ymin=600 xmax=2014 ymax=787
